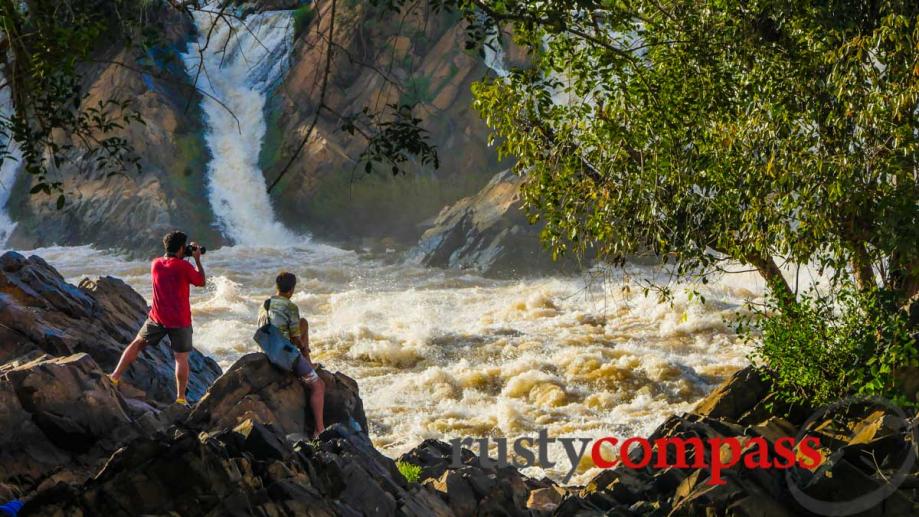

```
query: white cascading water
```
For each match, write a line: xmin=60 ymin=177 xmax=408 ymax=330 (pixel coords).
xmin=483 ymin=28 xmax=510 ymax=78
xmin=0 ymin=81 xmax=22 ymax=246
xmin=182 ymin=7 xmax=299 ymax=246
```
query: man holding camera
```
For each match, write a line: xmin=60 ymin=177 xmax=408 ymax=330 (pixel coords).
xmin=109 ymin=231 xmax=206 ymax=406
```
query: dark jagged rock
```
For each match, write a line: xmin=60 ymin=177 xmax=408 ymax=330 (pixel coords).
xmin=0 ymin=251 xmax=221 ymax=403
xmin=567 ymin=371 xmax=919 ymax=517
xmin=188 ymin=353 xmax=367 ymax=438
xmin=691 ymin=365 xmax=770 ymax=421
xmin=21 ymin=423 xmax=454 ymax=517
xmin=398 ymin=438 xmax=560 ymax=516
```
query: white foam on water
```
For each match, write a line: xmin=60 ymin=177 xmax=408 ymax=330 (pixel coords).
xmin=7 ymin=243 xmax=759 ymax=484
xmin=182 ymin=7 xmax=299 ymax=246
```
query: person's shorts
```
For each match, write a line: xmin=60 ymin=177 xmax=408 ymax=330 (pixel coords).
xmin=293 ymin=353 xmax=320 ymax=383
xmin=138 ymin=319 xmax=194 ymax=353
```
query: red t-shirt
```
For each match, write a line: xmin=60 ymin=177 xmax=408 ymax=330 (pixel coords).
xmin=148 ymin=257 xmax=205 ymax=328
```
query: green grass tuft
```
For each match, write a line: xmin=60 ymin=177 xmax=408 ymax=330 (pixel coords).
xmin=396 ymin=461 xmax=422 ymax=484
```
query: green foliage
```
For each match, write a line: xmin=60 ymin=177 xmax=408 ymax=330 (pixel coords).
xmin=462 ymin=0 xmax=919 ymax=305
xmin=292 ymin=4 xmax=315 ymax=37
xmin=396 ymin=461 xmax=422 ymax=483
xmin=740 ymin=284 xmax=917 ymax=407
xmin=0 ymin=0 xmax=164 ymax=202
xmin=341 ymin=104 xmax=439 ymax=176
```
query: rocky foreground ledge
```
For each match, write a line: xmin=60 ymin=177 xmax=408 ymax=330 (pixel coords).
xmin=1 ymin=252 xmax=918 ymax=516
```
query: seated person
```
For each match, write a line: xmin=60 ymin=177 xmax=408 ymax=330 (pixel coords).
xmin=257 ymin=272 xmax=325 ymax=437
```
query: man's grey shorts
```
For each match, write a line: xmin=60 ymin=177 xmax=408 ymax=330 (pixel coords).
xmin=138 ymin=319 xmax=193 ymax=353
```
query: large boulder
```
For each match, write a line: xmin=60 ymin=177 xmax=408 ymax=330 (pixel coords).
xmin=0 ymin=251 xmax=221 ymax=403
xmin=0 ymin=353 xmax=159 ymax=496
xmin=188 ymin=353 xmax=367 ymax=437
xmin=408 ymin=170 xmax=565 ymax=276
xmin=398 ymin=439 xmax=560 ymax=516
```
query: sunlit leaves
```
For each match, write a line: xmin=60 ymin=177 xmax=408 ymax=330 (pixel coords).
xmin=0 ymin=0 xmax=153 ymax=205
xmin=466 ymin=0 xmax=918 ymax=303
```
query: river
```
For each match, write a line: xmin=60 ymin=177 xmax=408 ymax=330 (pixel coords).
xmin=24 ymin=243 xmax=758 ymax=483
xmin=0 ymin=6 xmax=758 ymax=484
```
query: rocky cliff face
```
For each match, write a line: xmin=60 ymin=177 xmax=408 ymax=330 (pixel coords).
xmin=6 ymin=3 xmax=222 ymax=255
xmin=3 ymin=1 xmax=517 ymax=255
xmin=261 ymin=0 xmax=507 ymax=245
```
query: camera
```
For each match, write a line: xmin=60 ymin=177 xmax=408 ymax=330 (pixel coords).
xmin=186 ymin=244 xmax=206 ymax=256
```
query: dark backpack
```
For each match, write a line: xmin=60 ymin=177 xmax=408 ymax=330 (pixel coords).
xmin=252 ymin=299 xmax=301 ymax=371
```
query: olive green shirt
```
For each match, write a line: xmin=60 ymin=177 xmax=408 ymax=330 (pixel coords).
xmin=257 ymin=296 xmax=301 ymax=342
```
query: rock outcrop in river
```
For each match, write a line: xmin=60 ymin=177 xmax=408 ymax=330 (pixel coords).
xmin=409 ymin=170 xmax=570 ymax=276
xmin=0 ymin=251 xmax=221 ymax=403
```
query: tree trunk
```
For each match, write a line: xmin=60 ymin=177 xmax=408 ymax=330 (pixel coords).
xmin=888 ymin=250 xmax=919 ymax=311
xmin=851 ymin=243 xmax=876 ymax=291
xmin=746 ymin=254 xmax=795 ymax=302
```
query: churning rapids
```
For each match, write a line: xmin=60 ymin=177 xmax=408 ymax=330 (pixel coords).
xmin=20 ymin=244 xmax=760 ymax=484
xmin=0 ymin=7 xmax=761 ymax=484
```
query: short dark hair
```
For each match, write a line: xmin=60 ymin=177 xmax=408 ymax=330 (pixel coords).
xmin=163 ymin=231 xmax=188 ymax=255
xmin=276 ymin=272 xmax=297 ymax=293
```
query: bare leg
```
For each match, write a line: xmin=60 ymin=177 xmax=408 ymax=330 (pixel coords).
xmin=298 ymin=318 xmax=323 ymax=436
xmin=307 ymin=377 xmax=325 ymax=438
xmin=175 ymin=352 xmax=190 ymax=402
xmin=110 ymin=336 xmax=147 ymax=381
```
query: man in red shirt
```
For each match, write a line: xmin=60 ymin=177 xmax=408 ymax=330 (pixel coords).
xmin=109 ymin=231 xmax=207 ymax=405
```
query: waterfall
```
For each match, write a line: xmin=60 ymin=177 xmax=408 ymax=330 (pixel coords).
xmin=183 ymin=7 xmax=300 ymax=247
xmin=0 ymin=82 xmax=22 ymax=246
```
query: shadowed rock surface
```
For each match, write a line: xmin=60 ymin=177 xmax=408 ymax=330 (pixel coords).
xmin=408 ymin=170 xmax=567 ymax=277
xmin=547 ymin=367 xmax=919 ymax=516
xmin=0 ymin=251 xmax=221 ymax=403
xmin=0 ymin=353 xmax=178 ymax=498
xmin=21 ymin=422 xmax=456 ymax=517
